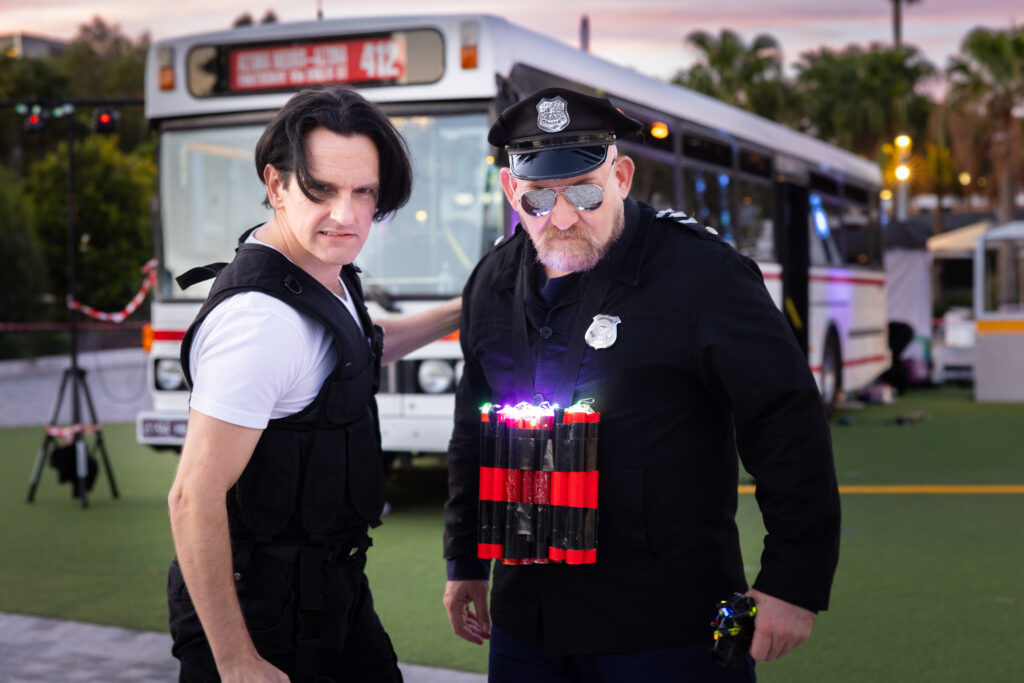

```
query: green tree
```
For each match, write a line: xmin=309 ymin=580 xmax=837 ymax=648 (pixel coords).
xmin=793 ymin=44 xmax=935 ymax=159
xmin=57 ymin=16 xmax=150 ymax=154
xmin=0 ymin=165 xmax=47 ymax=317
xmin=0 ymin=55 xmax=70 ymax=173
xmin=947 ymin=26 xmax=1024 ymax=305
xmin=673 ymin=29 xmax=793 ymax=124
xmin=0 ymin=165 xmax=51 ymax=357
xmin=25 ymin=135 xmax=155 ymax=315
xmin=947 ymin=26 xmax=1024 ymax=223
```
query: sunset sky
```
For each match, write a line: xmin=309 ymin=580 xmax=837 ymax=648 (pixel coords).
xmin=2 ymin=0 xmax=1020 ymax=81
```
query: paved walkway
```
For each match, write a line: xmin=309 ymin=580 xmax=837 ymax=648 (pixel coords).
xmin=0 ymin=351 xmax=486 ymax=682
xmin=0 ymin=349 xmax=151 ymax=428
xmin=0 ymin=612 xmax=485 ymax=682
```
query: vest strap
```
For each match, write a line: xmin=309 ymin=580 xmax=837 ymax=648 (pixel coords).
xmin=175 ymin=263 xmax=228 ymax=291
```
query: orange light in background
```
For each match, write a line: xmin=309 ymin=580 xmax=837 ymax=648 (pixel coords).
xmin=460 ymin=20 xmax=478 ymax=69
xmin=159 ymin=68 xmax=175 ymax=90
xmin=158 ymin=46 xmax=175 ymax=90
xmin=142 ymin=323 xmax=154 ymax=351
xmin=649 ymin=121 xmax=669 ymax=139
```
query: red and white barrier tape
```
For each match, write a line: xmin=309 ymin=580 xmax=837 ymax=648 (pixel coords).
xmin=68 ymin=259 xmax=158 ymax=323
xmin=45 ymin=423 xmax=102 ymax=439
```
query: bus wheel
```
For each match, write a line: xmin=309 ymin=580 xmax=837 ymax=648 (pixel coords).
xmin=820 ymin=332 xmax=842 ymax=416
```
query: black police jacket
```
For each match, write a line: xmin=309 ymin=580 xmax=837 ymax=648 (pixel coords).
xmin=179 ymin=232 xmax=387 ymax=541
xmin=444 ymin=198 xmax=841 ymax=656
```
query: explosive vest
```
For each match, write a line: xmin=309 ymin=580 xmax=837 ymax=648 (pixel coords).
xmin=177 ymin=232 xmax=387 ymax=542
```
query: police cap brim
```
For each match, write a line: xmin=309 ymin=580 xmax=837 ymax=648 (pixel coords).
xmin=509 ymin=145 xmax=609 ymax=181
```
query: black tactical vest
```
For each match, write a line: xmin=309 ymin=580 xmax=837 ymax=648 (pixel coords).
xmin=178 ymin=233 xmax=386 ymax=543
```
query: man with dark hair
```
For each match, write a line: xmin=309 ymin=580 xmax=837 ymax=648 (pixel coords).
xmin=167 ymin=86 xmax=460 ymax=682
xmin=443 ymin=87 xmax=840 ymax=681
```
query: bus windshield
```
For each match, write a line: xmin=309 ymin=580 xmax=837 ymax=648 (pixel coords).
xmin=158 ymin=111 xmax=501 ymax=299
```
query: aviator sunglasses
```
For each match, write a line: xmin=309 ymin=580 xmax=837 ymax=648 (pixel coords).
xmin=514 ymin=158 xmax=618 ymax=218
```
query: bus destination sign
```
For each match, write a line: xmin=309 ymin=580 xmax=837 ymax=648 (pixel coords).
xmin=228 ymin=36 xmax=408 ymax=91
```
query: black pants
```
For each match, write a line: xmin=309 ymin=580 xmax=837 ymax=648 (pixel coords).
xmin=167 ymin=547 xmax=402 ymax=682
xmin=489 ymin=624 xmax=755 ymax=683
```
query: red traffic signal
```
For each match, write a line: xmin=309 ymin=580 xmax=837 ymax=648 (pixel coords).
xmin=93 ymin=108 xmax=119 ymax=133
xmin=23 ymin=110 xmax=47 ymax=132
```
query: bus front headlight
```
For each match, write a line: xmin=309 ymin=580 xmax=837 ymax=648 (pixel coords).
xmin=417 ymin=360 xmax=454 ymax=394
xmin=155 ymin=358 xmax=186 ymax=391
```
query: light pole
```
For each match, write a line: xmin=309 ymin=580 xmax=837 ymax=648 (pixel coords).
xmin=894 ymin=134 xmax=912 ymax=222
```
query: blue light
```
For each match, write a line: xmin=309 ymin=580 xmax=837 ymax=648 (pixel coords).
xmin=695 ymin=176 xmax=707 ymax=194
xmin=718 ymin=173 xmax=730 ymax=188
xmin=814 ymin=207 xmax=830 ymax=239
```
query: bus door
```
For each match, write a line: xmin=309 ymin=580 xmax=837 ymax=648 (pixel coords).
xmin=776 ymin=181 xmax=809 ymax=355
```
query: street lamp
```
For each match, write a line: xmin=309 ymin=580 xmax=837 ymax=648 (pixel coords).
xmin=894 ymin=134 xmax=912 ymax=221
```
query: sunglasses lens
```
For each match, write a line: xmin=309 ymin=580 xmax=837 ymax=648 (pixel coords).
xmin=521 ymin=189 xmax=556 ymax=217
xmin=563 ymin=184 xmax=604 ymax=212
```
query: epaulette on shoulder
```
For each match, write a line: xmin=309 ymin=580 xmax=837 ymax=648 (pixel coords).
xmin=655 ymin=208 xmax=724 ymax=243
xmin=491 ymin=227 xmax=526 ymax=252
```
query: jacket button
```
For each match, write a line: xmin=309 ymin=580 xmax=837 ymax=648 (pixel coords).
xmin=539 ymin=326 xmax=553 ymax=339
xmin=233 ymin=572 xmax=242 ymax=582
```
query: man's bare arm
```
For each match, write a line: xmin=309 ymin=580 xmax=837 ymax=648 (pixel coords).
xmin=375 ymin=296 xmax=461 ymax=365
xmin=168 ymin=409 xmax=288 ymax=682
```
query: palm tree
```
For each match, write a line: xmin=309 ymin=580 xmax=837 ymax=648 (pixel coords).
xmin=672 ymin=29 xmax=792 ymax=124
xmin=947 ymin=27 xmax=1024 ymax=223
xmin=793 ymin=44 xmax=935 ymax=159
xmin=889 ymin=0 xmax=923 ymax=49
xmin=947 ymin=26 xmax=1024 ymax=304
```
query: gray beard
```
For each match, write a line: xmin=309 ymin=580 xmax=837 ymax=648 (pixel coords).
xmin=534 ymin=202 xmax=625 ymax=273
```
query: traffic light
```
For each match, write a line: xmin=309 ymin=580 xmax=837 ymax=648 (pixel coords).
xmin=93 ymin=108 xmax=119 ymax=133
xmin=19 ymin=104 xmax=47 ymax=132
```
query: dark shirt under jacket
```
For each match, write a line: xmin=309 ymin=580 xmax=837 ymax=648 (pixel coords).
xmin=444 ymin=198 xmax=841 ymax=657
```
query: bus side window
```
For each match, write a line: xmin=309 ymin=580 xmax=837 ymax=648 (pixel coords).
xmin=685 ymin=167 xmax=734 ymax=243
xmin=736 ymin=180 xmax=775 ymax=262
xmin=627 ymin=153 xmax=675 ymax=211
xmin=809 ymin=195 xmax=843 ymax=267
xmin=841 ymin=201 xmax=881 ymax=268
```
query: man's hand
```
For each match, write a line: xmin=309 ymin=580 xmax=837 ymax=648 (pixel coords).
xmin=443 ymin=580 xmax=491 ymax=644
xmin=219 ymin=653 xmax=290 ymax=683
xmin=745 ymin=589 xmax=816 ymax=661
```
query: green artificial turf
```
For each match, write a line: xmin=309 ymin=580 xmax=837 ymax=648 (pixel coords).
xmin=0 ymin=385 xmax=1021 ymax=680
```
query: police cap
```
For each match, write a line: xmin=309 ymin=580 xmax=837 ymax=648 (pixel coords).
xmin=488 ymin=87 xmax=642 ymax=180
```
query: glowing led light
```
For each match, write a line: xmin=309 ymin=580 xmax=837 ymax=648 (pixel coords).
xmin=649 ymin=121 xmax=669 ymax=139
xmin=895 ymin=134 xmax=912 ymax=149
xmin=895 ymin=165 xmax=910 ymax=181
xmin=415 ymin=210 xmax=428 ymax=222
xmin=958 ymin=172 xmax=971 ymax=186
xmin=880 ymin=189 xmax=893 ymax=201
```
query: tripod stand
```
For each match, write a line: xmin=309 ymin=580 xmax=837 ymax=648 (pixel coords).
xmin=26 ymin=365 xmax=120 ymax=508
xmin=24 ymin=102 xmax=120 ymax=509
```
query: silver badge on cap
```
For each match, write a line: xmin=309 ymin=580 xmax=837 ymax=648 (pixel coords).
xmin=585 ymin=314 xmax=621 ymax=350
xmin=536 ymin=96 xmax=570 ymax=133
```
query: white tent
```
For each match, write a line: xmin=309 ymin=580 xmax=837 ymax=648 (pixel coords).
xmin=926 ymin=220 xmax=991 ymax=259
xmin=884 ymin=247 xmax=933 ymax=382
xmin=973 ymin=220 xmax=1024 ymax=401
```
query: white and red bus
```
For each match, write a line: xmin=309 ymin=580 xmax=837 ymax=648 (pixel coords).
xmin=137 ymin=13 xmax=887 ymax=452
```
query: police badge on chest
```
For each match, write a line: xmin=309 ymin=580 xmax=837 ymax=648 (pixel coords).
xmin=585 ymin=314 xmax=621 ymax=350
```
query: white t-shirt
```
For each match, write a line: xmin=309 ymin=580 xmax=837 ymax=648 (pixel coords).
xmin=188 ymin=235 xmax=363 ymax=429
